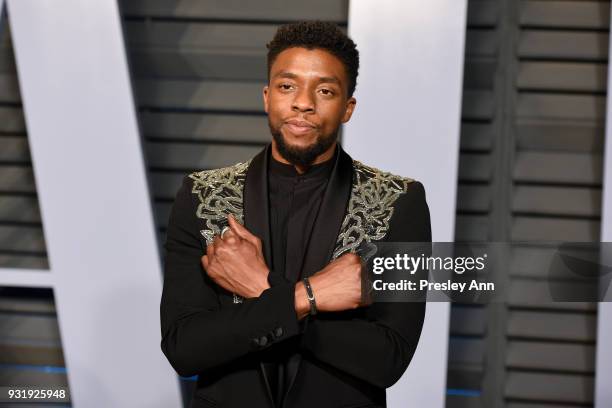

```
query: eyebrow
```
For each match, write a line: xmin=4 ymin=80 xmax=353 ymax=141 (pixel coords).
xmin=273 ymin=71 xmax=341 ymax=85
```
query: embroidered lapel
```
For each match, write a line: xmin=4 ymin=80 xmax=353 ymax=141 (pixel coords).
xmin=332 ymin=161 xmax=414 ymax=259
xmin=187 ymin=160 xmax=251 ymax=245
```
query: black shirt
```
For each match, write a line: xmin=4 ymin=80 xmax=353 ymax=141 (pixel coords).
xmin=267 ymin=151 xmax=335 ymax=404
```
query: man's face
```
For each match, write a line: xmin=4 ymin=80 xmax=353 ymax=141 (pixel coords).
xmin=264 ymin=47 xmax=356 ymax=167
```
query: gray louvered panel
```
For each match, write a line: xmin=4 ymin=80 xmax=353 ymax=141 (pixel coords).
xmin=0 ymin=226 xmax=46 ymax=253
xmin=125 ymin=21 xmax=276 ymax=49
xmin=0 ymin=48 xmax=16 ymax=74
xmin=508 ymin=279 xmax=596 ymax=311
xmin=0 ymin=74 xmax=21 ymax=103
xmin=120 ymin=0 xmax=348 ymax=22
xmin=459 ymin=153 xmax=492 ymax=182
xmin=0 ymin=368 xmax=67 ymax=387
xmin=514 ymin=152 xmax=603 ymax=184
xmin=507 ymin=310 xmax=596 ymax=342
xmin=508 ymin=246 xmax=598 ymax=280
xmin=465 ymin=29 xmax=498 ymax=57
xmin=507 ymin=403 xmax=588 ymax=408
xmin=456 ymin=215 xmax=489 ymax=241
xmin=457 ymin=185 xmax=490 ymax=212
xmin=467 ymin=0 xmax=498 ymax=27
xmin=0 ymin=196 xmax=41 ymax=223
xmin=150 ymin=171 xmax=184 ymax=199
xmin=0 ymin=344 xmax=64 ymax=366
xmin=130 ymin=48 xmax=267 ymax=81
xmin=0 ymin=314 xmax=61 ymax=344
xmin=0 ymin=136 xmax=31 ymax=163
xmin=0 ymin=297 xmax=55 ymax=314
xmin=140 ymin=112 xmax=268 ymax=143
xmin=135 ymin=79 xmax=264 ymax=111
xmin=447 ymin=366 xmax=484 ymax=390
xmin=446 ymin=395 xmax=482 ymax=408
xmin=517 ymin=94 xmax=605 ymax=121
xmin=516 ymin=120 xmax=603 ymax=153
xmin=504 ymin=371 xmax=593 ymax=404
xmin=0 ymin=255 xmax=48 ymax=269
xmin=513 ymin=186 xmax=601 ymax=217
xmin=461 ymin=123 xmax=494 ymax=151
xmin=0 ymin=107 xmax=25 ymax=133
xmin=0 ymin=166 xmax=36 ymax=193
xmin=146 ymin=142 xmax=262 ymax=170
xmin=507 ymin=340 xmax=595 ymax=373
xmin=517 ymin=62 xmax=607 ymax=92
xmin=518 ymin=30 xmax=608 ymax=61
xmin=512 ymin=216 xmax=600 ymax=242
xmin=462 ymin=90 xmax=496 ymax=120
xmin=464 ymin=59 xmax=497 ymax=89
xmin=1 ymin=404 xmax=72 ymax=408
xmin=449 ymin=338 xmax=485 ymax=366
xmin=520 ymin=0 xmax=610 ymax=29
xmin=450 ymin=306 xmax=486 ymax=336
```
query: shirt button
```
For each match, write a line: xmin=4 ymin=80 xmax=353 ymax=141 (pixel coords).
xmin=274 ymin=327 xmax=284 ymax=338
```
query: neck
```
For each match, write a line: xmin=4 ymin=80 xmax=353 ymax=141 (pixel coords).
xmin=271 ymin=141 xmax=337 ymax=174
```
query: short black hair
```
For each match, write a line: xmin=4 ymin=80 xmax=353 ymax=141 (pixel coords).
xmin=266 ymin=21 xmax=359 ymax=97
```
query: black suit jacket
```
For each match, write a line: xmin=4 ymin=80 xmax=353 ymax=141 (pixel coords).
xmin=161 ymin=145 xmax=431 ymax=408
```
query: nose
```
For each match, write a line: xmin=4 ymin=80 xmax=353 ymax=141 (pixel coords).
xmin=292 ymin=88 xmax=315 ymax=113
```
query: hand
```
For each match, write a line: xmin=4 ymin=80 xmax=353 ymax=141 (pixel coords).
xmin=296 ymin=253 xmax=366 ymax=316
xmin=202 ymin=215 xmax=271 ymax=298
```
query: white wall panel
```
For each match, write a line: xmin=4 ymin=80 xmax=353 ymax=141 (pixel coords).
xmin=346 ymin=1 xmax=467 ymax=407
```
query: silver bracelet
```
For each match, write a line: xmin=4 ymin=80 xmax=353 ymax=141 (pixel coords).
xmin=302 ymin=277 xmax=317 ymax=315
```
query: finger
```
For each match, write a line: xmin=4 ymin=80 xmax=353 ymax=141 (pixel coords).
xmin=228 ymin=214 xmax=260 ymax=249
xmin=228 ymin=214 xmax=251 ymax=240
xmin=207 ymin=239 xmax=214 ymax=255
xmin=222 ymin=227 xmax=240 ymax=244
xmin=201 ymin=254 xmax=209 ymax=270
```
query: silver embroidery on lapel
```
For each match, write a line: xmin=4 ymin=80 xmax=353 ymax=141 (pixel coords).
xmin=188 ymin=160 xmax=250 ymax=245
xmin=332 ymin=161 xmax=413 ymax=259
xmin=188 ymin=161 xmax=251 ymax=304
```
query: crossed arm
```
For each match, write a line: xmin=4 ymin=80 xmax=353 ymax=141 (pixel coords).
xmin=160 ymin=176 xmax=430 ymax=387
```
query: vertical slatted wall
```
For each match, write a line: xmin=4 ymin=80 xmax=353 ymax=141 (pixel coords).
xmin=0 ymin=12 xmax=68 ymax=402
xmin=0 ymin=19 xmax=47 ymax=270
xmin=448 ymin=2 xmax=498 ymax=406
xmin=450 ymin=1 xmax=606 ymax=407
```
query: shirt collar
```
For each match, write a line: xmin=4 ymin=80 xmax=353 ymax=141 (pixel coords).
xmin=268 ymin=147 xmax=336 ymax=181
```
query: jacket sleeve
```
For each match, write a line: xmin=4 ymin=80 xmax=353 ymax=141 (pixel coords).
xmin=160 ymin=176 xmax=300 ymax=377
xmin=299 ymin=181 xmax=431 ymax=388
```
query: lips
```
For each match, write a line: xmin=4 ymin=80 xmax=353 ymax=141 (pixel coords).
xmin=284 ymin=119 xmax=316 ymax=136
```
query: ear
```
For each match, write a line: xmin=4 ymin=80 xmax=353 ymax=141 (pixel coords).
xmin=341 ymin=97 xmax=357 ymax=123
xmin=263 ymin=85 xmax=270 ymax=114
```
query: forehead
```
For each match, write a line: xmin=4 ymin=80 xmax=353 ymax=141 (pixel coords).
xmin=270 ymin=47 xmax=347 ymax=84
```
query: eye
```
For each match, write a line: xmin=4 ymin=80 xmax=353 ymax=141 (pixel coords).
xmin=319 ymin=88 xmax=334 ymax=96
xmin=278 ymin=83 xmax=294 ymax=91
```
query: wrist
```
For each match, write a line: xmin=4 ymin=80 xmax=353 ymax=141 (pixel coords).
xmin=255 ymin=270 xmax=271 ymax=297
xmin=294 ymin=282 xmax=310 ymax=320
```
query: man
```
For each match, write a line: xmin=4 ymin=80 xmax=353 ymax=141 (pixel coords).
xmin=161 ymin=21 xmax=431 ymax=408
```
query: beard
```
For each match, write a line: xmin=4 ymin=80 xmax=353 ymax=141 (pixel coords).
xmin=269 ymin=119 xmax=339 ymax=168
